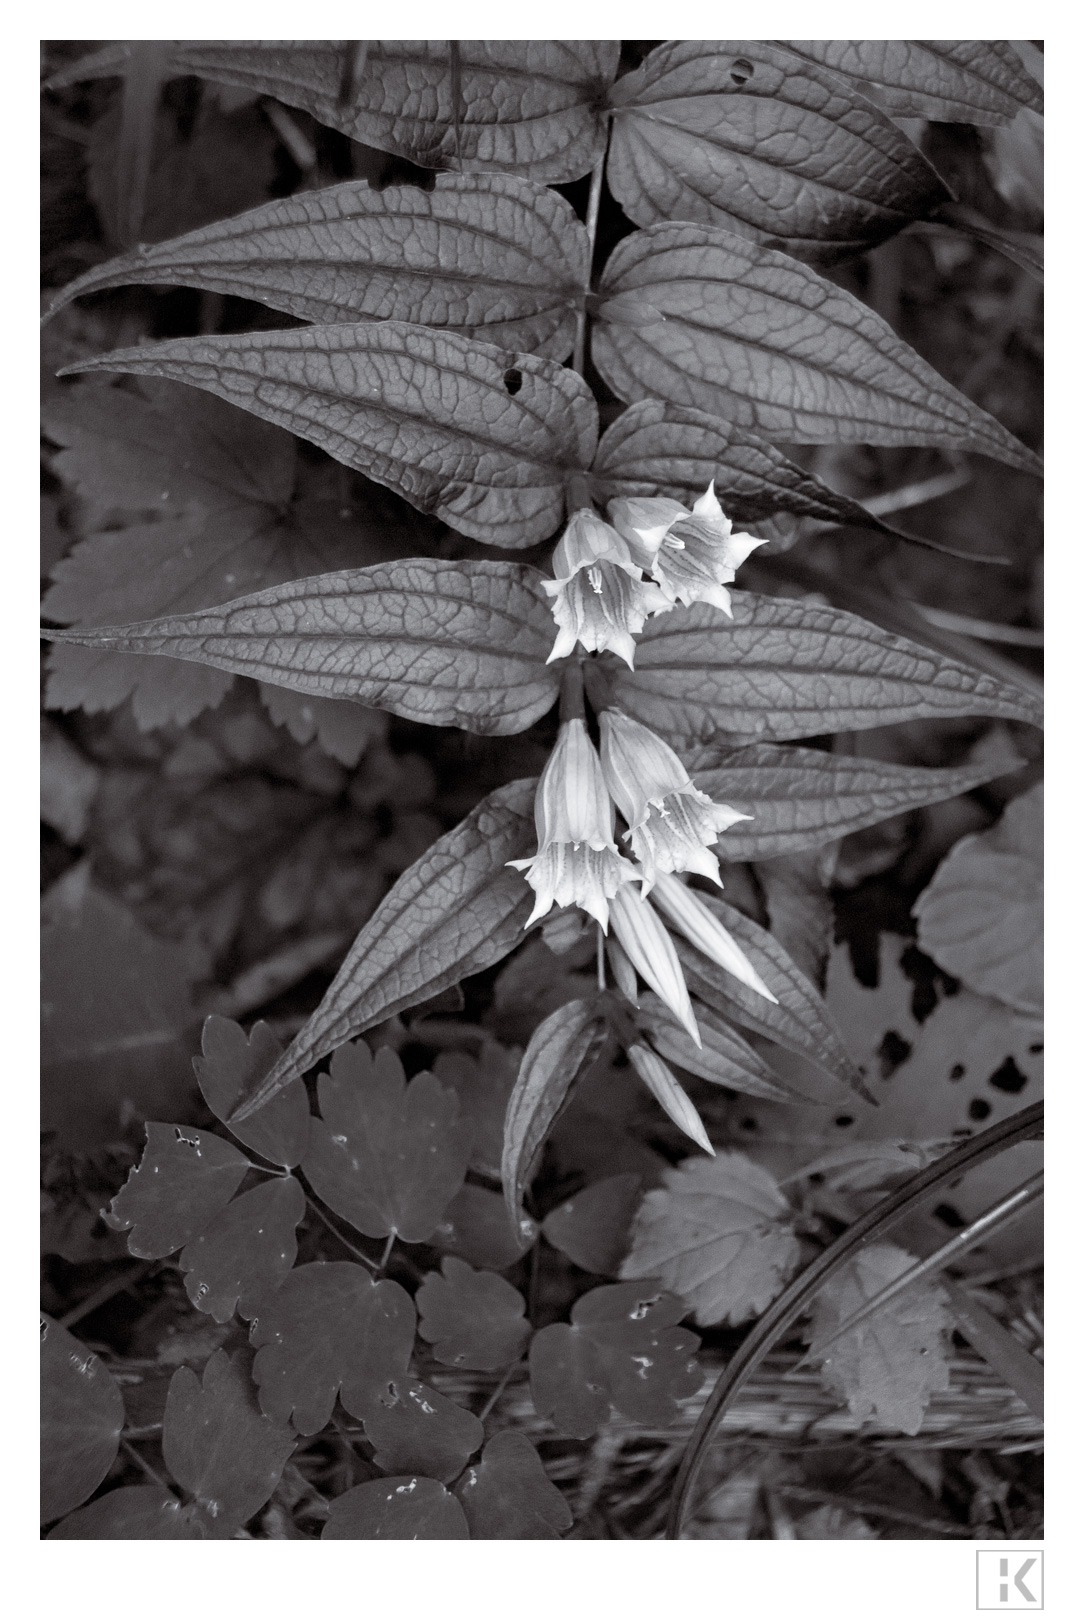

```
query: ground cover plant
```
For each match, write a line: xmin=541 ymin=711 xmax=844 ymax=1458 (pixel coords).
xmin=41 ymin=39 xmax=1043 ymax=1541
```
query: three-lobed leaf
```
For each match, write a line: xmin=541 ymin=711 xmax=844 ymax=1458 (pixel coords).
xmin=62 ymin=321 xmax=599 ymax=548
xmin=178 ymin=1174 xmax=306 ymax=1323
xmin=416 ymin=1257 xmax=530 ymax=1369
xmin=454 ymin=1432 xmax=572 ymax=1539
xmin=609 ymin=40 xmax=948 ymax=260
xmin=361 ymin=1380 xmax=484 ymax=1484
xmin=40 ymin=1317 xmax=124 ymax=1523
xmin=592 ymin=222 xmax=1041 ymax=473
xmin=104 ymin=1123 xmax=250 ymax=1259
xmin=323 ymin=1476 xmax=470 ymax=1539
xmin=46 ymin=174 xmax=589 ymax=361
xmin=195 ymin=1015 xmax=310 ymax=1168
xmin=782 ymin=40 xmax=1043 ymax=124
xmin=541 ymin=1173 xmax=644 ymax=1276
xmin=302 ymin=1042 xmax=473 ymax=1243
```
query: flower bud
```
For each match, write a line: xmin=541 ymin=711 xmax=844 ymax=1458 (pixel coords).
xmin=609 ymin=882 xmax=700 ymax=1045
xmin=628 ymin=1044 xmax=714 ymax=1155
xmin=650 ymin=872 xmax=778 ymax=1004
xmin=542 ymin=508 xmax=671 ymax=668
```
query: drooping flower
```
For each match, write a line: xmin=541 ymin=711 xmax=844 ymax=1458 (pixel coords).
xmin=651 ymin=871 xmax=778 ymax=1004
xmin=609 ymin=882 xmax=700 ymax=1046
xmin=542 ymin=507 xmax=671 ymax=668
xmin=609 ymin=482 xmax=766 ymax=615
xmin=508 ymin=718 xmax=636 ymax=930
xmin=599 ymin=708 xmax=751 ymax=891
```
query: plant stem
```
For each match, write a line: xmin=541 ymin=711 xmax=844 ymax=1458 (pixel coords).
xmin=596 ymin=924 xmax=606 ymax=990
xmin=120 ymin=1436 xmax=173 ymax=1495
xmin=302 ymin=1192 xmax=378 ymax=1272
xmin=572 ymin=138 xmax=609 ymax=375
xmin=377 ymin=1232 xmax=396 ymax=1272
xmin=477 ymin=1358 xmax=523 ymax=1423
xmin=59 ymin=1260 xmax=157 ymax=1329
xmin=558 ymin=660 xmax=586 ymax=723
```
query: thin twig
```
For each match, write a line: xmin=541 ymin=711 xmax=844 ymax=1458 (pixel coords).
xmin=477 ymin=1359 xmax=522 ymax=1423
xmin=303 ymin=1193 xmax=378 ymax=1272
xmin=59 ymin=1261 xmax=156 ymax=1330
xmin=572 ymin=138 xmax=609 ymax=375
xmin=120 ymin=1437 xmax=173 ymax=1495
xmin=377 ymin=1232 xmax=396 ymax=1273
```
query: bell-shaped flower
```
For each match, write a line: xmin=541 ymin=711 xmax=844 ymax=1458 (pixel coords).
xmin=542 ymin=507 xmax=671 ymax=668
xmin=609 ymin=882 xmax=700 ymax=1046
xmin=508 ymin=718 xmax=636 ymax=931
xmin=609 ymin=482 xmax=766 ymax=615
xmin=651 ymin=871 xmax=778 ymax=1004
xmin=599 ymin=708 xmax=752 ymax=891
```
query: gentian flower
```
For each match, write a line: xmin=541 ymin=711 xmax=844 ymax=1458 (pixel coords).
xmin=508 ymin=718 xmax=636 ymax=930
xmin=599 ymin=708 xmax=752 ymax=891
xmin=609 ymin=481 xmax=766 ymax=614
xmin=543 ymin=508 xmax=671 ymax=668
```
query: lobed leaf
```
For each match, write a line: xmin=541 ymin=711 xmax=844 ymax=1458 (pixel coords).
xmin=431 ymin=1184 xmax=539 ymax=1272
xmin=433 ymin=1041 xmax=519 ymax=1181
xmin=47 ymin=174 xmax=588 ymax=361
xmin=237 ymin=779 xmax=538 ymax=1113
xmin=361 ymin=1380 xmax=484 ymax=1484
xmin=162 ymin=1351 xmax=296 ymax=1536
xmin=416 ymin=1257 xmax=530 ymax=1369
xmin=619 ymin=1152 xmax=801 ymax=1327
xmin=454 ymin=1432 xmax=572 ymax=1538
xmin=592 ymin=223 xmax=1041 ymax=473
xmin=61 ymin=323 xmax=599 ymax=547
xmin=166 ymin=40 xmax=620 ymax=181
xmin=178 ymin=1175 xmax=306 ymax=1323
xmin=613 ymin=592 xmax=1043 ymax=745
xmin=529 ymin=1281 xmax=702 ymax=1439
xmin=502 ymin=998 xmax=607 ymax=1222
xmin=609 ymin=41 xmax=948 ymax=260
xmin=40 ymin=1317 xmax=124 ymax=1523
xmin=104 ymin=1123 xmax=250 ymax=1259
xmin=302 ymin=1043 xmax=472 ymax=1243
xmin=46 ymin=560 xmax=559 ymax=735
xmin=47 ymin=1486 xmax=202 ymax=1540
xmin=195 ymin=1016 xmax=310 ymax=1169
xmin=590 ymin=398 xmax=913 ymax=534
xmin=691 ymin=742 xmax=1026 ymax=859
xmin=250 ymin=1261 xmax=415 ymax=1435
xmin=323 ymin=1476 xmax=469 ymax=1539
xmin=541 ymin=1173 xmax=644 ymax=1275
xmin=783 ymin=40 xmax=1043 ymax=124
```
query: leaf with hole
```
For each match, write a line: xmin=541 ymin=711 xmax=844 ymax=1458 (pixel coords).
xmin=195 ymin=1016 xmax=310 ymax=1169
xmin=416 ymin=1257 xmax=530 ymax=1369
xmin=608 ymin=40 xmax=948 ymax=260
xmin=592 ymin=223 xmax=1041 ymax=473
xmin=46 ymin=1487 xmax=203 ymax=1539
xmin=782 ymin=40 xmax=1043 ymax=124
xmin=62 ymin=323 xmax=599 ymax=547
xmin=302 ymin=1042 xmax=472 ymax=1243
xmin=541 ymin=1173 xmax=644 ymax=1275
xmin=162 ymin=1351 xmax=295 ymax=1536
xmin=48 ymin=174 xmax=588 ymax=362
xmin=250 ymin=1261 xmax=415 ymax=1435
xmin=807 ymin=1242 xmax=952 ymax=1434
xmin=454 ymin=1432 xmax=572 ymax=1538
xmin=612 ymin=593 xmax=1042 ymax=746
xmin=620 ymin=1152 xmax=801 ymax=1327
xmin=915 ymin=783 xmax=1042 ymax=1015
xmin=239 ymin=779 xmax=538 ymax=1114
xmin=40 ymin=1317 xmax=124 ymax=1523
xmin=46 ymin=560 xmax=559 ymax=736
xmin=323 ymin=1476 xmax=470 ymax=1539
xmin=361 ymin=1380 xmax=484 ymax=1484
xmin=178 ymin=1174 xmax=306 ymax=1323
xmin=502 ymin=999 xmax=607 ymax=1222
xmin=103 ymin=1123 xmax=250 ymax=1259
xmin=529 ymin=1281 xmax=701 ymax=1439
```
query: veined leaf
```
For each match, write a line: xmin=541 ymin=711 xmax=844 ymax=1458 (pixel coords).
xmin=361 ymin=1379 xmax=484 ymax=1484
xmin=416 ymin=1258 xmax=530 ymax=1370
xmin=608 ymin=40 xmax=948 ymax=260
xmin=592 ymin=223 xmax=1041 ymax=473
xmin=178 ymin=1175 xmax=306 ymax=1323
xmin=47 ymin=174 xmax=588 ymax=362
xmin=62 ymin=322 xmax=599 ymax=547
xmin=45 ymin=559 xmax=560 ymax=735
xmin=323 ymin=1477 xmax=469 ymax=1540
xmin=163 ymin=40 xmax=620 ymax=180
xmin=235 ymin=779 xmax=538 ymax=1115
xmin=41 ymin=1318 xmax=124 ymax=1524
xmin=612 ymin=591 xmax=1043 ymax=744
xmin=783 ymin=41 xmax=1043 ymax=124
xmin=104 ymin=1123 xmax=251 ymax=1259
xmin=502 ymin=999 xmax=606 ymax=1222
xmin=590 ymin=399 xmax=911 ymax=535
xmin=691 ymin=742 xmax=1024 ymax=860
xmin=637 ymin=991 xmax=801 ymax=1102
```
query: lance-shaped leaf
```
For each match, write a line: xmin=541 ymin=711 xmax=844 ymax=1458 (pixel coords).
xmin=782 ymin=41 xmax=1043 ymax=124
xmin=592 ymin=223 xmax=1041 ymax=474
xmin=61 ymin=322 xmax=599 ymax=547
xmin=360 ymin=1381 xmax=484 ymax=1483
xmin=41 ymin=1318 xmax=124 ymax=1523
xmin=676 ymin=895 xmax=867 ymax=1098
xmin=47 ymin=174 xmax=589 ymax=361
xmin=608 ymin=40 xmax=948 ymax=260
xmin=178 ymin=1175 xmax=306 ymax=1323
xmin=455 ymin=1433 xmax=572 ymax=1539
xmin=690 ymin=742 xmax=1025 ymax=860
xmin=156 ymin=40 xmax=620 ymax=180
xmin=502 ymin=999 xmax=606 ymax=1222
xmin=637 ymin=991 xmax=802 ymax=1102
xmin=590 ymin=399 xmax=913 ymax=535
xmin=236 ymin=779 xmax=537 ymax=1116
xmin=323 ymin=1477 xmax=470 ymax=1540
xmin=45 ymin=560 xmax=560 ymax=735
xmin=612 ymin=592 xmax=1043 ymax=745
xmin=302 ymin=1043 xmax=472 ymax=1243
xmin=104 ymin=1123 xmax=251 ymax=1259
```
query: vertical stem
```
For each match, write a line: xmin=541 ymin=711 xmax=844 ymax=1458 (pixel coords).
xmin=558 ymin=661 xmax=586 ymax=723
xmin=596 ymin=924 xmax=606 ymax=991
xmin=572 ymin=130 xmax=609 ymax=376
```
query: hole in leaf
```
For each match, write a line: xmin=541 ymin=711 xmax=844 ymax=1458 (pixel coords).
xmin=834 ymin=1115 xmax=855 ymax=1129
xmin=988 ymin=1056 xmax=1028 ymax=1094
xmin=503 ymin=367 xmax=523 ymax=395
xmin=1028 ymin=1042 xmax=1044 ymax=1054
xmin=949 ymin=1063 xmax=965 ymax=1080
xmin=968 ymin=1098 xmax=992 ymax=1121
xmin=877 ymin=1030 xmax=912 ymax=1079
xmin=933 ymin=1202 xmax=967 ymax=1229
xmin=730 ymin=57 xmax=755 ymax=85
xmin=740 ymin=1117 xmax=758 ymax=1131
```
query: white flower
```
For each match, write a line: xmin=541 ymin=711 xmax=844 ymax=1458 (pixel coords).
xmin=543 ymin=507 xmax=671 ymax=668
xmin=609 ymin=882 xmax=700 ymax=1046
xmin=508 ymin=718 xmax=636 ymax=930
xmin=599 ymin=708 xmax=751 ymax=891
xmin=609 ymin=482 xmax=766 ymax=615
xmin=651 ymin=872 xmax=778 ymax=1004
